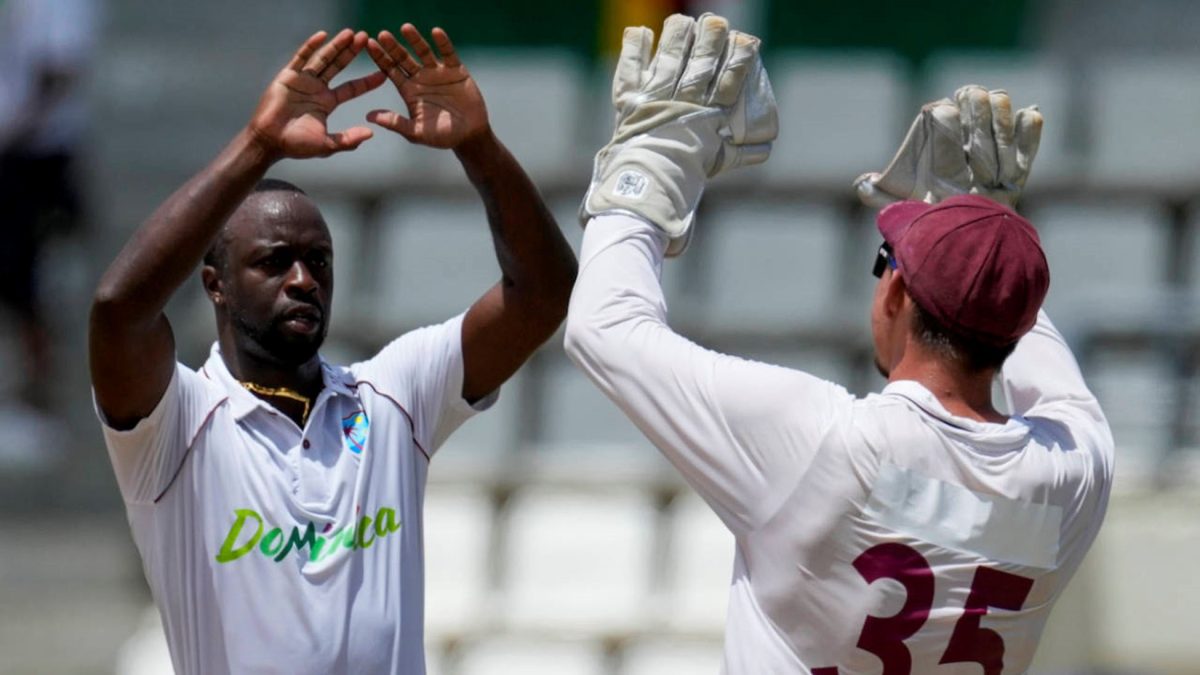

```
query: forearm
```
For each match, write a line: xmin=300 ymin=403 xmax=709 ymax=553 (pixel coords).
xmin=454 ymin=129 xmax=577 ymax=313
xmin=92 ymin=129 xmax=275 ymax=324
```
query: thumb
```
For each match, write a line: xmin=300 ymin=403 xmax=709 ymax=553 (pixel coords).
xmin=367 ymin=109 xmax=418 ymax=142
xmin=854 ymin=172 xmax=903 ymax=210
xmin=324 ymin=126 xmax=374 ymax=155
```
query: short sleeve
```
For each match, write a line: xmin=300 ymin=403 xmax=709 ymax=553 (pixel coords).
xmin=95 ymin=363 xmax=225 ymax=505
xmin=352 ymin=313 xmax=497 ymax=457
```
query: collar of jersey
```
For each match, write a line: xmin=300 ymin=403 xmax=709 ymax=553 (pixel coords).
xmin=880 ymin=380 xmax=1033 ymax=448
xmin=203 ymin=342 xmax=356 ymax=421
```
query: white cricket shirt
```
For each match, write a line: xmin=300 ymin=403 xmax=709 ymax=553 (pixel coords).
xmin=97 ymin=314 xmax=494 ymax=675
xmin=566 ymin=216 xmax=1114 ymax=675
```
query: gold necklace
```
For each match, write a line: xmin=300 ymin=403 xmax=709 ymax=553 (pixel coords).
xmin=240 ymin=381 xmax=312 ymax=425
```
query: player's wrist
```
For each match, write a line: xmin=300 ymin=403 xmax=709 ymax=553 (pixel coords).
xmin=237 ymin=125 xmax=284 ymax=169
xmin=451 ymin=124 xmax=498 ymax=161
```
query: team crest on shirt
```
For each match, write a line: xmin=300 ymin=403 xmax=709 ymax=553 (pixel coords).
xmin=341 ymin=410 xmax=369 ymax=454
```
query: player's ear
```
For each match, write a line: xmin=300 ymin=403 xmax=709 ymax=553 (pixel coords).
xmin=883 ymin=269 xmax=908 ymax=319
xmin=201 ymin=265 xmax=225 ymax=306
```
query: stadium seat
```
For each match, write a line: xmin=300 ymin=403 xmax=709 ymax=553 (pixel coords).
xmin=700 ymin=200 xmax=846 ymax=333
xmin=498 ymin=487 xmax=657 ymax=633
xmin=620 ymin=635 xmax=725 ymax=675
xmin=1088 ymin=56 xmax=1200 ymax=189
xmin=372 ymin=197 xmax=501 ymax=331
xmin=456 ymin=635 xmax=608 ymax=675
xmin=1025 ymin=200 xmax=1171 ymax=322
xmin=458 ymin=50 xmax=589 ymax=187
xmin=764 ymin=53 xmax=907 ymax=189
xmin=922 ymin=52 xmax=1077 ymax=187
xmin=1086 ymin=347 xmax=1177 ymax=483
xmin=661 ymin=492 xmax=734 ymax=634
xmin=423 ymin=486 xmax=495 ymax=639
xmin=535 ymin=357 xmax=660 ymax=457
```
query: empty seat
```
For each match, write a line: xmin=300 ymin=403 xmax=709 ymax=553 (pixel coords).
xmin=372 ymin=197 xmax=501 ymax=330
xmin=701 ymin=200 xmax=844 ymax=332
xmin=536 ymin=357 xmax=659 ymax=457
xmin=764 ymin=53 xmax=906 ymax=189
xmin=1087 ymin=348 xmax=1177 ymax=484
xmin=498 ymin=487 xmax=657 ymax=633
xmin=423 ymin=486 xmax=494 ymax=638
xmin=1025 ymin=200 xmax=1170 ymax=321
xmin=661 ymin=492 xmax=734 ymax=634
xmin=456 ymin=635 xmax=608 ymax=675
xmin=1088 ymin=57 xmax=1200 ymax=189
xmin=620 ymin=635 xmax=725 ymax=675
xmin=461 ymin=50 xmax=588 ymax=186
xmin=922 ymin=52 xmax=1077 ymax=186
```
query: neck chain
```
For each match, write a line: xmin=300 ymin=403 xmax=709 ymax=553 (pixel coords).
xmin=240 ymin=381 xmax=312 ymax=425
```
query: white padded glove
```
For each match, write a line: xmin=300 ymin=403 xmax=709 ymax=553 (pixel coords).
xmin=854 ymin=84 xmax=1043 ymax=209
xmin=581 ymin=13 xmax=778 ymax=256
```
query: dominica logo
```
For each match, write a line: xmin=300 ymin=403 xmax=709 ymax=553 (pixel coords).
xmin=342 ymin=410 xmax=369 ymax=454
xmin=614 ymin=170 xmax=649 ymax=199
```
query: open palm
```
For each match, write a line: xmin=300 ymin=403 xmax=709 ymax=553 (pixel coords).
xmin=366 ymin=25 xmax=490 ymax=149
xmin=249 ymin=29 xmax=386 ymax=159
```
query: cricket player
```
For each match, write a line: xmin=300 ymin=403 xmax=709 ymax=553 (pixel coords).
xmin=89 ymin=25 xmax=575 ymax=674
xmin=565 ymin=14 xmax=1113 ymax=674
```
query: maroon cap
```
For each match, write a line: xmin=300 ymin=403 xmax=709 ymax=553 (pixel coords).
xmin=876 ymin=194 xmax=1049 ymax=346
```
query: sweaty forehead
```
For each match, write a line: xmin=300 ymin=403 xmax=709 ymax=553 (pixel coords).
xmin=225 ymin=190 xmax=330 ymax=248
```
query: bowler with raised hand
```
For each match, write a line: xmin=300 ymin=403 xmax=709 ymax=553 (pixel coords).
xmin=90 ymin=24 xmax=575 ymax=675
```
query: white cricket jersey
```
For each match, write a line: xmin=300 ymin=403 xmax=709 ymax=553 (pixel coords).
xmin=96 ymin=314 xmax=495 ymax=675
xmin=565 ymin=215 xmax=1114 ymax=675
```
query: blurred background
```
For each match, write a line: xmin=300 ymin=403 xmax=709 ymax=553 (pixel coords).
xmin=1 ymin=0 xmax=1198 ymax=673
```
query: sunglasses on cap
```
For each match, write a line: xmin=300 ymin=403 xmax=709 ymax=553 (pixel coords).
xmin=872 ymin=242 xmax=897 ymax=278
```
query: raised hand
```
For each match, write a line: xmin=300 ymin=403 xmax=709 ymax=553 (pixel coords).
xmin=247 ymin=29 xmax=387 ymax=160
xmin=365 ymin=25 xmax=490 ymax=149
xmin=854 ymin=84 xmax=1043 ymax=209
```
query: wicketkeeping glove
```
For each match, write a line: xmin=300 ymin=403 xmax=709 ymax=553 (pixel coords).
xmin=853 ymin=84 xmax=1043 ymax=209
xmin=580 ymin=13 xmax=778 ymax=256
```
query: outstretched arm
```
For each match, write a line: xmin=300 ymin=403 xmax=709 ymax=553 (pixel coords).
xmin=90 ymin=29 xmax=385 ymax=429
xmin=366 ymin=25 xmax=576 ymax=402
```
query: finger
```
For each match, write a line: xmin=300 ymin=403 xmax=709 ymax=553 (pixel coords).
xmin=613 ymin=26 xmax=654 ymax=105
xmin=989 ymin=89 xmax=1021 ymax=188
xmin=286 ymin=31 xmax=328 ymax=72
xmin=1013 ymin=105 xmax=1044 ymax=187
xmin=320 ymin=30 xmax=369 ymax=83
xmin=643 ymin=14 xmax=696 ymax=96
xmin=378 ymin=30 xmax=422 ymax=79
xmin=325 ymin=126 xmax=374 ymax=155
xmin=431 ymin=27 xmax=461 ymax=68
xmin=711 ymin=31 xmax=760 ymax=107
xmin=400 ymin=23 xmax=439 ymax=68
xmin=955 ymin=84 xmax=999 ymax=187
xmin=332 ymin=70 xmax=387 ymax=105
xmin=304 ymin=28 xmax=355 ymax=79
xmin=677 ymin=13 xmax=729 ymax=103
xmin=927 ymin=99 xmax=972 ymax=201
xmin=366 ymin=109 xmax=417 ymax=142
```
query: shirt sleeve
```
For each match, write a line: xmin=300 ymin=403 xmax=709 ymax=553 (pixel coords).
xmin=1001 ymin=310 xmax=1115 ymax=460
xmin=95 ymin=363 xmax=224 ymax=505
xmin=564 ymin=214 xmax=855 ymax=534
xmin=353 ymin=313 xmax=497 ymax=457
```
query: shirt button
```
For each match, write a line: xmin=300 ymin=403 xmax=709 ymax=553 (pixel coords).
xmin=302 ymin=439 xmax=311 ymax=449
